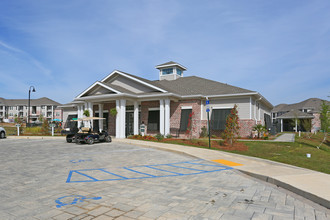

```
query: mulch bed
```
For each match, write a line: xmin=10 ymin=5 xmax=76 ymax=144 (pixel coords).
xmin=129 ymin=136 xmax=248 ymax=152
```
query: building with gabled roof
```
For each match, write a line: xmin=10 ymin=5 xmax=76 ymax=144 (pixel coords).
xmin=272 ymin=98 xmax=329 ymax=132
xmin=63 ymin=61 xmax=273 ymax=138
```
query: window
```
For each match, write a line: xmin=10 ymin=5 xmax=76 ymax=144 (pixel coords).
xmin=41 ymin=105 xmax=45 ymax=109
xmin=147 ymin=110 xmax=160 ymax=131
xmin=264 ymin=114 xmax=271 ymax=129
xmin=180 ymin=109 xmax=192 ymax=131
xmin=177 ymin=68 xmax=182 ymax=76
xmin=32 ymin=106 xmax=37 ymax=114
xmin=162 ymin=68 xmax=173 ymax=75
xmin=211 ymin=109 xmax=231 ymax=130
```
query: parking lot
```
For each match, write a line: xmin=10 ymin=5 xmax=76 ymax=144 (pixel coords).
xmin=0 ymin=139 xmax=329 ymax=220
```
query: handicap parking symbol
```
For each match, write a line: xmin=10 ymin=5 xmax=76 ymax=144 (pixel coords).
xmin=55 ymin=195 xmax=102 ymax=208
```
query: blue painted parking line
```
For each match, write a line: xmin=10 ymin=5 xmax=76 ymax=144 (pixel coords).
xmin=66 ymin=160 xmax=233 ymax=183
xmin=145 ymin=165 xmax=183 ymax=175
xmin=123 ymin=167 xmax=156 ymax=177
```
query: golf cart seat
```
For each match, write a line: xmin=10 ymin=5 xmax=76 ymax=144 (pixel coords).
xmin=79 ymin=127 xmax=91 ymax=133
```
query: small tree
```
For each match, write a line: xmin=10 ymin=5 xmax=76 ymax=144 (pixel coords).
xmin=301 ymin=119 xmax=312 ymax=138
xmin=41 ymin=119 xmax=50 ymax=135
xmin=253 ymin=124 xmax=266 ymax=139
xmin=320 ymin=101 xmax=329 ymax=133
xmin=14 ymin=114 xmax=23 ymax=124
xmin=185 ymin=112 xmax=195 ymax=139
xmin=38 ymin=114 xmax=44 ymax=123
xmin=223 ymin=105 xmax=240 ymax=146
xmin=317 ymin=101 xmax=329 ymax=149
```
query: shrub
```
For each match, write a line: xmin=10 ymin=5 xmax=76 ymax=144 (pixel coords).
xmin=200 ymin=126 xmax=207 ymax=138
xmin=166 ymin=134 xmax=173 ymax=138
xmin=217 ymin=140 xmax=225 ymax=146
xmin=211 ymin=134 xmax=217 ymax=138
xmin=155 ymin=133 xmax=164 ymax=141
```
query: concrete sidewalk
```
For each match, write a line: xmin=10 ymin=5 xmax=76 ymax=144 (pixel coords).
xmin=114 ymin=138 xmax=330 ymax=209
xmin=273 ymin=133 xmax=296 ymax=142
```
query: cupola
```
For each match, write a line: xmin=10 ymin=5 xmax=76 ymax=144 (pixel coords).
xmin=156 ymin=61 xmax=187 ymax=81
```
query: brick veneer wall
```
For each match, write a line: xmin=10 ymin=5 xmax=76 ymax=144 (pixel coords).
xmin=104 ymin=99 xmax=258 ymax=138
xmin=141 ymin=99 xmax=202 ymax=138
xmin=141 ymin=101 xmax=160 ymax=135
xmin=238 ymin=119 xmax=256 ymax=137
xmin=92 ymin=103 xmax=116 ymax=136
xmin=311 ymin=113 xmax=321 ymax=132
xmin=169 ymin=99 xmax=202 ymax=138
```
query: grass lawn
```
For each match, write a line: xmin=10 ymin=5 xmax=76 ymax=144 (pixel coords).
xmin=130 ymin=132 xmax=330 ymax=174
xmin=220 ymin=133 xmax=330 ymax=174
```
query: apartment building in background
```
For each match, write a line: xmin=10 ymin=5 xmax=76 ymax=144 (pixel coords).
xmin=0 ymin=97 xmax=62 ymax=123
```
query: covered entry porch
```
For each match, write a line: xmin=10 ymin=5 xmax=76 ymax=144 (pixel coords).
xmin=74 ymin=98 xmax=172 ymax=139
xmin=277 ymin=110 xmax=314 ymax=132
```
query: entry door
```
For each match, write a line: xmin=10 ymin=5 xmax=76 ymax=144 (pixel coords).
xmin=94 ymin=113 xmax=109 ymax=132
xmin=126 ymin=112 xmax=134 ymax=137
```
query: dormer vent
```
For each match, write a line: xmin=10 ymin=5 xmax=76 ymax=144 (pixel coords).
xmin=156 ymin=61 xmax=187 ymax=81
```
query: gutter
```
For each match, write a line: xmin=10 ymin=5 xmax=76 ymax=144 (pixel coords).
xmin=74 ymin=92 xmax=274 ymax=109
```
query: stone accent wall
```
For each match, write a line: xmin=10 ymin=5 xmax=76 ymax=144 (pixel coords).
xmin=312 ymin=113 xmax=321 ymax=132
xmin=238 ymin=119 xmax=256 ymax=137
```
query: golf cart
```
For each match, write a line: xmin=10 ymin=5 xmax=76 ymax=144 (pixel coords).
xmin=66 ymin=117 xmax=112 ymax=145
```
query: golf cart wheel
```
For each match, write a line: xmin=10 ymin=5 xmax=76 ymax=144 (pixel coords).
xmin=66 ymin=137 xmax=72 ymax=143
xmin=105 ymin=136 xmax=112 ymax=142
xmin=87 ymin=138 xmax=94 ymax=145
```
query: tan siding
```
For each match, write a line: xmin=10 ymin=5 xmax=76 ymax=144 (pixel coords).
xmin=202 ymin=97 xmax=251 ymax=119
xmin=109 ymin=76 xmax=155 ymax=94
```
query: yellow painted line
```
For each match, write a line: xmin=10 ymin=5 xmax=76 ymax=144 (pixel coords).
xmin=212 ymin=159 xmax=243 ymax=166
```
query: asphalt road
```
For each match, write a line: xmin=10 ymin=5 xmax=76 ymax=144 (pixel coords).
xmin=0 ymin=139 xmax=329 ymax=219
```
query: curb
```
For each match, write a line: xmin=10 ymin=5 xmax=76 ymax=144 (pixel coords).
xmin=7 ymin=136 xmax=65 ymax=139
xmin=239 ymin=170 xmax=330 ymax=209
xmin=114 ymin=139 xmax=330 ymax=209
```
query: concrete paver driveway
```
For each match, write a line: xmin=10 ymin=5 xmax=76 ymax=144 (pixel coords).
xmin=0 ymin=139 xmax=329 ymax=219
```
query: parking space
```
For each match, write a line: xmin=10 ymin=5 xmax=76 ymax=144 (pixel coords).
xmin=0 ymin=139 xmax=329 ymax=219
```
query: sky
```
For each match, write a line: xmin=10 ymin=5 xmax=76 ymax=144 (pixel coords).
xmin=0 ymin=0 xmax=329 ymax=106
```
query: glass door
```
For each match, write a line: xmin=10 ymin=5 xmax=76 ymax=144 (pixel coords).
xmin=126 ymin=112 xmax=134 ymax=137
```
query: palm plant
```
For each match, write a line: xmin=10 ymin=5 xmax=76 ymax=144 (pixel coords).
xmin=253 ymin=124 xmax=266 ymax=139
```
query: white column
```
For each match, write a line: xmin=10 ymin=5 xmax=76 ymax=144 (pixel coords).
xmin=281 ymin=119 xmax=283 ymax=132
xmin=164 ymin=99 xmax=170 ymax=136
xmin=295 ymin=119 xmax=298 ymax=132
xmin=51 ymin=106 xmax=54 ymax=121
xmin=89 ymin=102 xmax=93 ymax=129
xmin=99 ymin=104 xmax=104 ymax=132
xmin=134 ymin=101 xmax=139 ymax=135
xmin=77 ymin=105 xmax=82 ymax=128
xmin=120 ymin=99 xmax=126 ymax=138
xmin=249 ymin=97 xmax=252 ymax=119
xmin=159 ymin=99 xmax=165 ymax=135
xmin=116 ymin=100 xmax=120 ymax=138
